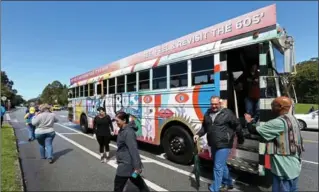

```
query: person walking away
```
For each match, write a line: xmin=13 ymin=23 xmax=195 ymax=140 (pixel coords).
xmin=93 ymin=107 xmax=114 ymax=163
xmin=113 ymin=111 xmax=150 ymax=192
xmin=193 ymin=96 xmax=245 ymax=192
xmin=32 ymin=103 xmax=59 ymax=164
xmin=24 ymin=107 xmax=36 ymax=141
xmin=0 ymin=104 xmax=6 ymax=126
xmin=244 ymin=96 xmax=304 ymax=192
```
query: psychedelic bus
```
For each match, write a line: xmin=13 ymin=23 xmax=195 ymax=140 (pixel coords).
xmin=67 ymin=4 xmax=296 ymax=180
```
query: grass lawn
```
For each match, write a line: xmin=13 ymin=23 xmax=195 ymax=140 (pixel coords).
xmin=1 ymin=123 xmax=23 ymax=191
xmin=294 ymin=103 xmax=319 ymax=114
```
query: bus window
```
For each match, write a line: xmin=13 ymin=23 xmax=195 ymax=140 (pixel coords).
xmin=103 ymin=79 xmax=107 ymax=94
xmin=153 ymin=66 xmax=167 ymax=90
xmin=139 ymin=70 xmax=150 ymax=90
xmin=109 ymin=78 xmax=115 ymax=94
xmin=170 ymin=61 xmax=187 ymax=88
xmin=127 ymin=73 xmax=136 ymax=92
xmin=76 ymin=86 xmax=80 ymax=97
xmin=97 ymin=83 xmax=102 ymax=95
xmin=117 ymin=75 xmax=125 ymax=93
xmin=89 ymin=83 xmax=94 ymax=96
xmin=80 ymin=86 xmax=84 ymax=97
xmin=84 ymin=84 xmax=88 ymax=97
xmin=191 ymin=55 xmax=214 ymax=85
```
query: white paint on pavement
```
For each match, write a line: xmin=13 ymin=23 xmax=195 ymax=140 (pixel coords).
xmin=302 ymin=160 xmax=318 ymax=165
xmin=59 ymin=115 xmax=67 ymax=118
xmin=55 ymin=132 xmax=168 ymax=192
xmin=156 ymin=153 xmax=166 ymax=160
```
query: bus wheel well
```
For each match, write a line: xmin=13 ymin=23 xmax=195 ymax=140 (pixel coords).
xmin=160 ymin=121 xmax=194 ymax=144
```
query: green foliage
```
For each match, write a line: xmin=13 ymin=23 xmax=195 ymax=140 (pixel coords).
xmin=1 ymin=71 xmax=25 ymax=107
xmin=292 ymin=58 xmax=319 ymax=104
xmin=40 ymin=80 xmax=68 ymax=106
xmin=294 ymin=103 xmax=319 ymax=114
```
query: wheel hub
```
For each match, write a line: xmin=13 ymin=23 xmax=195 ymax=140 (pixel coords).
xmin=170 ymin=137 xmax=185 ymax=155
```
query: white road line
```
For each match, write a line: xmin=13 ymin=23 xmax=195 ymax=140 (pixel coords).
xmin=156 ymin=153 xmax=166 ymax=159
xmin=302 ymin=160 xmax=318 ymax=165
xmin=55 ymin=132 xmax=168 ymax=192
xmin=5 ymin=113 xmax=11 ymax=121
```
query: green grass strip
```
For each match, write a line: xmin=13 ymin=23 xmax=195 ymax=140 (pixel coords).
xmin=1 ymin=123 xmax=23 ymax=191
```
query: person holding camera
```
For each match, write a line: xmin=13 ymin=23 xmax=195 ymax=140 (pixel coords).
xmin=193 ymin=96 xmax=245 ymax=192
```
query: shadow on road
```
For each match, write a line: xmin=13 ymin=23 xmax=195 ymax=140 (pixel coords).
xmin=53 ymin=148 xmax=73 ymax=162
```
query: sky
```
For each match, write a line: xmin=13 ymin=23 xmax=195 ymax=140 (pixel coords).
xmin=1 ymin=1 xmax=318 ymax=100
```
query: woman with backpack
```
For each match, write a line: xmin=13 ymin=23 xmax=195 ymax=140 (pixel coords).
xmin=93 ymin=107 xmax=114 ymax=163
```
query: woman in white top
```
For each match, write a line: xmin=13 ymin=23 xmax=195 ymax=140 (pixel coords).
xmin=32 ymin=103 xmax=58 ymax=164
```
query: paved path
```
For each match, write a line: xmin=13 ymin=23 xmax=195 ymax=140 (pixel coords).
xmin=8 ymin=108 xmax=319 ymax=191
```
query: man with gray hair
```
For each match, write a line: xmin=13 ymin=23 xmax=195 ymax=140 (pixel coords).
xmin=194 ymin=96 xmax=245 ymax=192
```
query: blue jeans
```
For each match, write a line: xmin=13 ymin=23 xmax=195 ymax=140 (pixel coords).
xmin=244 ymin=97 xmax=260 ymax=122
xmin=272 ymin=175 xmax=298 ymax=192
xmin=27 ymin=124 xmax=35 ymax=140
xmin=209 ymin=148 xmax=233 ymax=192
xmin=35 ymin=132 xmax=56 ymax=159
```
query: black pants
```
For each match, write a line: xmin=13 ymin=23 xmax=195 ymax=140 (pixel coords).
xmin=114 ymin=175 xmax=150 ymax=192
xmin=96 ymin=135 xmax=110 ymax=153
xmin=1 ymin=116 xmax=3 ymax=126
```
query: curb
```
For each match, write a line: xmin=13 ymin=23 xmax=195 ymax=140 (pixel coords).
xmin=10 ymin=122 xmax=27 ymax=192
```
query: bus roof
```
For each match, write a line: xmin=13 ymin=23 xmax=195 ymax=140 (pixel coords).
xmin=70 ymin=4 xmax=277 ymax=85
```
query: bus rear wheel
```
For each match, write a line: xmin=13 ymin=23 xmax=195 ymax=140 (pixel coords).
xmin=80 ymin=115 xmax=88 ymax=133
xmin=162 ymin=125 xmax=194 ymax=165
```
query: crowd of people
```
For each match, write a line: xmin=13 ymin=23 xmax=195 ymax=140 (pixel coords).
xmin=23 ymin=89 xmax=304 ymax=192
xmin=24 ymin=103 xmax=150 ymax=192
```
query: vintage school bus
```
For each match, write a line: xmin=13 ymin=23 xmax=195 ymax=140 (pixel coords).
xmin=67 ymin=4 xmax=296 ymax=181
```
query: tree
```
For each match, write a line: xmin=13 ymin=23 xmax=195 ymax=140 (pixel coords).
xmin=40 ymin=80 xmax=68 ymax=106
xmin=1 ymin=71 xmax=26 ymax=108
xmin=292 ymin=58 xmax=319 ymax=104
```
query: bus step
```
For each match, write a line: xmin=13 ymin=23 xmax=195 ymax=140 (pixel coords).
xmin=236 ymin=144 xmax=259 ymax=153
xmin=227 ymin=157 xmax=258 ymax=174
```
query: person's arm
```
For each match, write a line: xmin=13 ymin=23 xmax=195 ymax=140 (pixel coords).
xmin=196 ymin=116 xmax=207 ymax=137
xmin=93 ymin=116 xmax=97 ymax=134
xmin=254 ymin=119 xmax=284 ymax=141
xmin=24 ymin=113 xmax=30 ymax=119
xmin=125 ymin=130 xmax=142 ymax=171
xmin=228 ymin=110 xmax=245 ymax=144
xmin=31 ymin=114 xmax=40 ymax=127
xmin=107 ymin=115 xmax=114 ymax=132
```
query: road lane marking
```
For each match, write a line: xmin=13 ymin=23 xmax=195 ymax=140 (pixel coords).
xmin=156 ymin=153 xmax=166 ymax=159
xmin=302 ymin=160 xmax=318 ymax=165
xmin=55 ymin=131 xmax=169 ymax=192
xmin=303 ymin=139 xmax=318 ymax=144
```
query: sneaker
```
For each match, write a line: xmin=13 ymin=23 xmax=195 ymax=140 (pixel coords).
xmin=100 ymin=156 xmax=104 ymax=163
xmin=220 ymin=184 xmax=234 ymax=191
xmin=48 ymin=158 xmax=54 ymax=164
xmin=103 ymin=158 xmax=107 ymax=163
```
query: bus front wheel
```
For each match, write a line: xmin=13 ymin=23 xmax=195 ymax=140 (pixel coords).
xmin=80 ymin=115 xmax=88 ymax=133
xmin=162 ymin=125 xmax=194 ymax=165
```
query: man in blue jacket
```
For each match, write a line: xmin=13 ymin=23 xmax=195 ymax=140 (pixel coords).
xmin=0 ymin=104 xmax=6 ymax=126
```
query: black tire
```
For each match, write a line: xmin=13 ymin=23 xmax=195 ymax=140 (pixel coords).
xmin=298 ymin=120 xmax=307 ymax=130
xmin=162 ymin=125 xmax=194 ymax=165
xmin=80 ymin=115 xmax=89 ymax=133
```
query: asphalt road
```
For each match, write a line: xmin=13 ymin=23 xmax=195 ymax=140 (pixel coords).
xmin=6 ymin=108 xmax=318 ymax=191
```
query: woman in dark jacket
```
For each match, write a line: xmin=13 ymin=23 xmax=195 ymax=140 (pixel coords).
xmin=113 ymin=112 xmax=149 ymax=192
xmin=93 ymin=107 xmax=114 ymax=163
